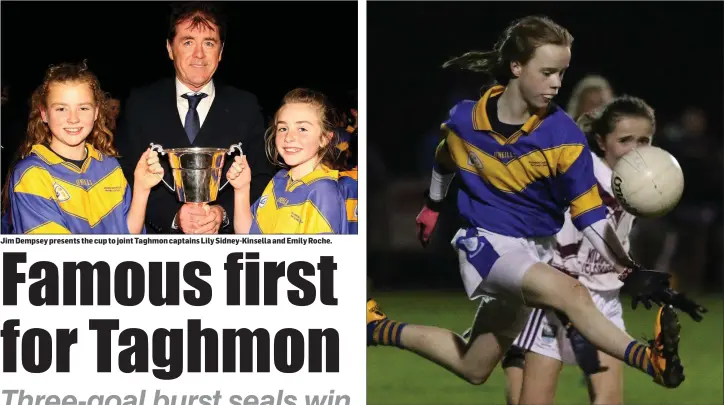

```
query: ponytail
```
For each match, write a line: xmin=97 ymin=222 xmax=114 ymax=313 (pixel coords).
xmin=443 ymin=50 xmax=501 ymax=73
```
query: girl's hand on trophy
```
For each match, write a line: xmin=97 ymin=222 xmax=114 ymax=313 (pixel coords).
xmin=134 ymin=148 xmax=164 ymax=191
xmin=227 ymin=155 xmax=251 ymax=190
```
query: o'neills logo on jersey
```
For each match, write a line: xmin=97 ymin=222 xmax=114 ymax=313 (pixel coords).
xmin=53 ymin=183 xmax=70 ymax=202
xmin=468 ymin=152 xmax=484 ymax=171
xmin=612 ymin=176 xmax=639 ymax=216
xmin=258 ymin=195 xmax=269 ymax=208
xmin=494 ymin=151 xmax=515 ymax=160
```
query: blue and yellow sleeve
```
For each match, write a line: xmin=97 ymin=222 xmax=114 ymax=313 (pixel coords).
xmin=10 ymin=166 xmax=70 ymax=234
xmin=344 ymin=190 xmax=358 ymax=235
xmin=121 ymin=183 xmax=144 ymax=234
xmin=557 ymin=145 xmax=607 ymax=230
xmin=433 ymin=134 xmax=457 ymax=174
xmin=249 ymin=180 xmax=276 ymax=234
xmin=434 ymin=104 xmax=463 ymax=174
xmin=302 ymin=182 xmax=347 ymax=234
xmin=345 ymin=202 xmax=358 ymax=234
xmin=249 ymin=196 xmax=262 ymax=233
xmin=339 ymin=174 xmax=358 ymax=234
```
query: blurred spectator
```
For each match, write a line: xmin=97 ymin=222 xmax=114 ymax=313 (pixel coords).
xmin=333 ymin=89 xmax=358 ymax=171
xmin=566 ymin=75 xmax=614 ymax=120
xmin=106 ymin=96 xmax=121 ymax=132
xmin=1 ymin=83 xmax=27 ymax=187
xmin=645 ymin=106 xmax=723 ymax=291
xmin=1 ymin=83 xmax=18 ymax=234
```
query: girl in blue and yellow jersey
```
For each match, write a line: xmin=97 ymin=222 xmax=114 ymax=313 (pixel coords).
xmin=367 ymin=15 xmax=701 ymax=392
xmin=1 ymin=61 xmax=163 ymax=234
xmin=226 ymin=88 xmax=347 ymax=234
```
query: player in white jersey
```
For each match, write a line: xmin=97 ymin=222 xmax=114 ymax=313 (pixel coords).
xmin=499 ymin=95 xmax=656 ymax=405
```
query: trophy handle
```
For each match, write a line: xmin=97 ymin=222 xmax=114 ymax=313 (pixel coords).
xmin=227 ymin=142 xmax=243 ymax=156
xmin=149 ymin=143 xmax=175 ymax=192
xmin=149 ymin=143 xmax=166 ymax=155
xmin=219 ymin=142 xmax=244 ymax=191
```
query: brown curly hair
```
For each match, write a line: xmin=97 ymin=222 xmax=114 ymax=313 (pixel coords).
xmin=2 ymin=60 xmax=116 ymax=214
xmin=264 ymin=88 xmax=342 ymax=170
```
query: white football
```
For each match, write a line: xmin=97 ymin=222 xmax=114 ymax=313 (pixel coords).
xmin=610 ymin=146 xmax=684 ymax=218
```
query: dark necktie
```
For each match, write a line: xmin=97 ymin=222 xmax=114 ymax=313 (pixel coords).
xmin=181 ymin=93 xmax=207 ymax=143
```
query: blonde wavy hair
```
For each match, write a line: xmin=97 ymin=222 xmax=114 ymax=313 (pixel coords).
xmin=566 ymin=75 xmax=613 ymax=120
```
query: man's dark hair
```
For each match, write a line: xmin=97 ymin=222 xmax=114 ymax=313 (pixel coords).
xmin=168 ymin=2 xmax=227 ymax=44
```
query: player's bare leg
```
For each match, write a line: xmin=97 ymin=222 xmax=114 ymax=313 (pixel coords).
xmin=521 ymin=263 xmax=684 ymax=388
xmin=517 ymin=351 xmax=562 ymax=405
xmin=514 ymin=348 xmax=622 ymax=405
xmin=585 ymin=351 xmax=623 ymax=405
xmin=367 ymin=298 xmax=523 ymax=385
xmin=498 ymin=346 xmax=527 ymax=405
xmin=367 ymin=262 xmax=683 ymax=388
xmin=503 ymin=365 xmax=523 ymax=405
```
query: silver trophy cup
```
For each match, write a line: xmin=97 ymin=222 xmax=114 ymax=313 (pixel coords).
xmin=149 ymin=142 xmax=243 ymax=203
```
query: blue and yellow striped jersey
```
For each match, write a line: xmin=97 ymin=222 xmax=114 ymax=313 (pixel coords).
xmin=9 ymin=144 xmax=135 ymax=234
xmin=249 ymin=165 xmax=348 ymax=234
xmin=437 ymin=85 xmax=607 ymax=238
xmin=339 ymin=168 xmax=358 ymax=234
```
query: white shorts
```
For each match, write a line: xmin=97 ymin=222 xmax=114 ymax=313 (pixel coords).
xmin=453 ymin=227 xmax=555 ymax=338
xmin=512 ymin=288 xmax=625 ymax=365
xmin=453 ymin=227 xmax=556 ymax=300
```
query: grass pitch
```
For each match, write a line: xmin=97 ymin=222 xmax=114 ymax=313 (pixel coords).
xmin=367 ymin=291 xmax=723 ymax=405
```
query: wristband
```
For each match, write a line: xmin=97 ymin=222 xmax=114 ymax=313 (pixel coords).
xmin=423 ymin=189 xmax=445 ymax=212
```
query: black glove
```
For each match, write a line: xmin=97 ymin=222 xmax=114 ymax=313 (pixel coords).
xmin=621 ymin=267 xmax=709 ymax=321
xmin=555 ymin=311 xmax=608 ymax=375
xmin=659 ymin=287 xmax=709 ymax=322
xmin=619 ymin=268 xmax=672 ymax=310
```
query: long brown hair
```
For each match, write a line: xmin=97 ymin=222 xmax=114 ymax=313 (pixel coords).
xmin=2 ymin=60 xmax=115 ymax=214
xmin=264 ymin=88 xmax=342 ymax=170
xmin=443 ymin=15 xmax=573 ymax=85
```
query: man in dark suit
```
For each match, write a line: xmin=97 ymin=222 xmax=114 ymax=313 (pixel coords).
xmin=116 ymin=2 xmax=274 ymax=234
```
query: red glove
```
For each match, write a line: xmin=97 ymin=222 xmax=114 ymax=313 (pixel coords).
xmin=416 ymin=191 xmax=444 ymax=247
